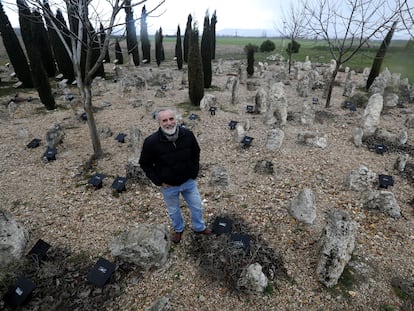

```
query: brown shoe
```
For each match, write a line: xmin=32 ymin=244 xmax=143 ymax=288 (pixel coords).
xmin=195 ymin=228 xmax=212 ymax=235
xmin=172 ymin=231 xmax=183 ymax=244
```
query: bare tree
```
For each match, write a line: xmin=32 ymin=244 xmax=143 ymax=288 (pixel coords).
xmin=399 ymin=0 xmax=414 ymax=38
xmin=279 ymin=1 xmax=308 ymax=74
xmin=19 ymin=0 xmax=164 ymax=159
xmin=304 ymin=0 xmax=406 ymax=108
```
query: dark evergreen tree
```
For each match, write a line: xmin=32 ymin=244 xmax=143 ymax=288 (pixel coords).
xmin=188 ymin=24 xmax=204 ymax=106
xmin=66 ymin=3 xmax=105 ymax=81
xmin=89 ymin=23 xmax=105 ymax=78
xmin=0 ymin=1 xmax=33 ymax=87
xmin=175 ymin=25 xmax=183 ymax=70
xmin=260 ymin=39 xmax=276 ymax=52
xmin=210 ymin=10 xmax=217 ymax=60
xmin=100 ymin=23 xmax=111 ymax=63
xmin=32 ymin=9 xmax=56 ymax=77
xmin=159 ymin=27 xmax=165 ymax=61
xmin=245 ymin=43 xmax=257 ymax=77
xmin=115 ymin=38 xmax=124 ymax=64
xmin=155 ymin=29 xmax=162 ymax=66
xmin=366 ymin=21 xmax=397 ymax=90
xmin=17 ymin=0 xmax=55 ymax=109
xmin=43 ymin=2 xmax=75 ymax=82
xmin=140 ymin=5 xmax=151 ymax=63
xmin=55 ymin=9 xmax=72 ymax=53
xmin=286 ymin=39 xmax=300 ymax=74
xmin=66 ymin=2 xmax=86 ymax=78
xmin=201 ymin=12 xmax=212 ymax=88
xmin=125 ymin=0 xmax=139 ymax=66
xmin=183 ymin=14 xmax=192 ymax=63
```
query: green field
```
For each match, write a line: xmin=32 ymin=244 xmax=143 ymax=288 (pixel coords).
xmin=209 ymin=37 xmax=414 ymax=83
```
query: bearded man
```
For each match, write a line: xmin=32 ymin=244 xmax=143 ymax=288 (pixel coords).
xmin=139 ymin=108 xmax=211 ymax=243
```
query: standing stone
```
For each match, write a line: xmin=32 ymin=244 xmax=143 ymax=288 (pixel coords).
xmin=301 ymin=102 xmax=315 ymax=126
xmin=394 ymin=154 xmax=409 ymax=172
xmin=363 ymin=190 xmax=401 ymax=218
xmin=46 ymin=124 xmax=65 ymax=148
xmin=225 ymin=76 xmax=239 ymax=105
xmin=200 ymin=94 xmax=217 ymax=112
xmin=384 ymin=94 xmax=399 ymax=108
xmin=238 ymin=62 xmax=247 ymax=85
xmin=297 ymin=75 xmax=310 ymax=97
xmin=0 ymin=210 xmax=29 ymax=268
xmin=287 ymin=188 xmax=316 ymax=225
xmin=343 ymin=71 xmax=356 ymax=97
xmin=353 ymin=128 xmax=363 ymax=147
xmin=395 ymin=130 xmax=408 ymax=146
xmin=369 ymin=68 xmax=391 ymax=95
xmin=265 ymin=128 xmax=284 ymax=151
xmin=297 ymin=132 xmax=328 ymax=149
xmin=346 ymin=165 xmax=376 ymax=192
xmin=316 ymin=209 xmax=357 ymax=288
xmin=209 ymin=167 xmax=230 ymax=186
xmin=237 ymin=263 xmax=268 ymax=293
xmin=215 ymin=59 xmax=224 ymax=75
xmin=265 ymin=82 xmax=288 ymax=127
xmin=255 ymin=88 xmax=267 ymax=114
xmin=362 ymin=93 xmax=383 ymax=135
xmin=129 ymin=126 xmax=143 ymax=156
xmin=109 ymin=223 xmax=170 ymax=271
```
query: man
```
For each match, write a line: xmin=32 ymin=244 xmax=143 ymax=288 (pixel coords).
xmin=139 ymin=108 xmax=211 ymax=243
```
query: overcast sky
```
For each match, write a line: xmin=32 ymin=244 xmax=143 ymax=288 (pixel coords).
xmin=2 ymin=0 xmax=289 ymax=36
xmin=144 ymin=0 xmax=288 ymax=35
xmin=2 ymin=0 xmax=410 ymax=38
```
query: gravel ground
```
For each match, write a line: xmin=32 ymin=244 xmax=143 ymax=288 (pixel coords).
xmin=0 ymin=57 xmax=413 ymax=311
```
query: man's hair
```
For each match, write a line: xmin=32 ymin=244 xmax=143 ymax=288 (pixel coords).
xmin=156 ymin=108 xmax=176 ymax=122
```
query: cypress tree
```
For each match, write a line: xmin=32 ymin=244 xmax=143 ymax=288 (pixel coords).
xmin=155 ymin=29 xmax=161 ymax=66
xmin=159 ymin=27 xmax=165 ymax=61
xmin=32 ymin=9 xmax=56 ymax=77
xmin=65 ymin=3 xmax=104 ymax=80
xmin=115 ymin=38 xmax=124 ymax=64
xmin=17 ymin=0 xmax=55 ymax=109
xmin=175 ymin=25 xmax=183 ymax=70
xmin=210 ymin=10 xmax=217 ymax=60
xmin=0 ymin=1 xmax=33 ymax=87
xmin=201 ymin=12 xmax=212 ymax=88
xmin=125 ymin=0 xmax=139 ymax=66
xmin=55 ymin=9 xmax=73 ymax=56
xmin=188 ymin=24 xmax=204 ymax=106
xmin=366 ymin=21 xmax=397 ymax=90
xmin=43 ymin=2 xmax=75 ymax=82
xmin=183 ymin=14 xmax=192 ymax=63
xmin=88 ymin=22 xmax=105 ymax=79
xmin=245 ymin=43 xmax=256 ymax=77
xmin=66 ymin=2 xmax=86 ymax=79
xmin=100 ymin=23 xmax=111 ymax=63
xmin=140 ymin=5 xmax=151 ymax=63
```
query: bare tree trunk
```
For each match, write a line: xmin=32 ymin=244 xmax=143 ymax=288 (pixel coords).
xmin=325 ymin=66 xmax=339 ymax=108
xmin=84 ymin=84 xmax=103 ymax=158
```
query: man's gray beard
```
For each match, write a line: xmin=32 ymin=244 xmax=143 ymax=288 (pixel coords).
xmin=161 ymin=124 xmax=177 ymax=135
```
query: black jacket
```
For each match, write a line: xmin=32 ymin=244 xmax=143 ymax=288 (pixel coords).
xmin=139 ymin=126 xmax=200 ymax=186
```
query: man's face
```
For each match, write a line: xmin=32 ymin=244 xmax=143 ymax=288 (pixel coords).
xmin=158 ymin=110 xmax=177 ymax=135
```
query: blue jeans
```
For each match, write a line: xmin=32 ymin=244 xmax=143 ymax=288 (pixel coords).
xmin=161 ymin=179 xmax=206 ymax=232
